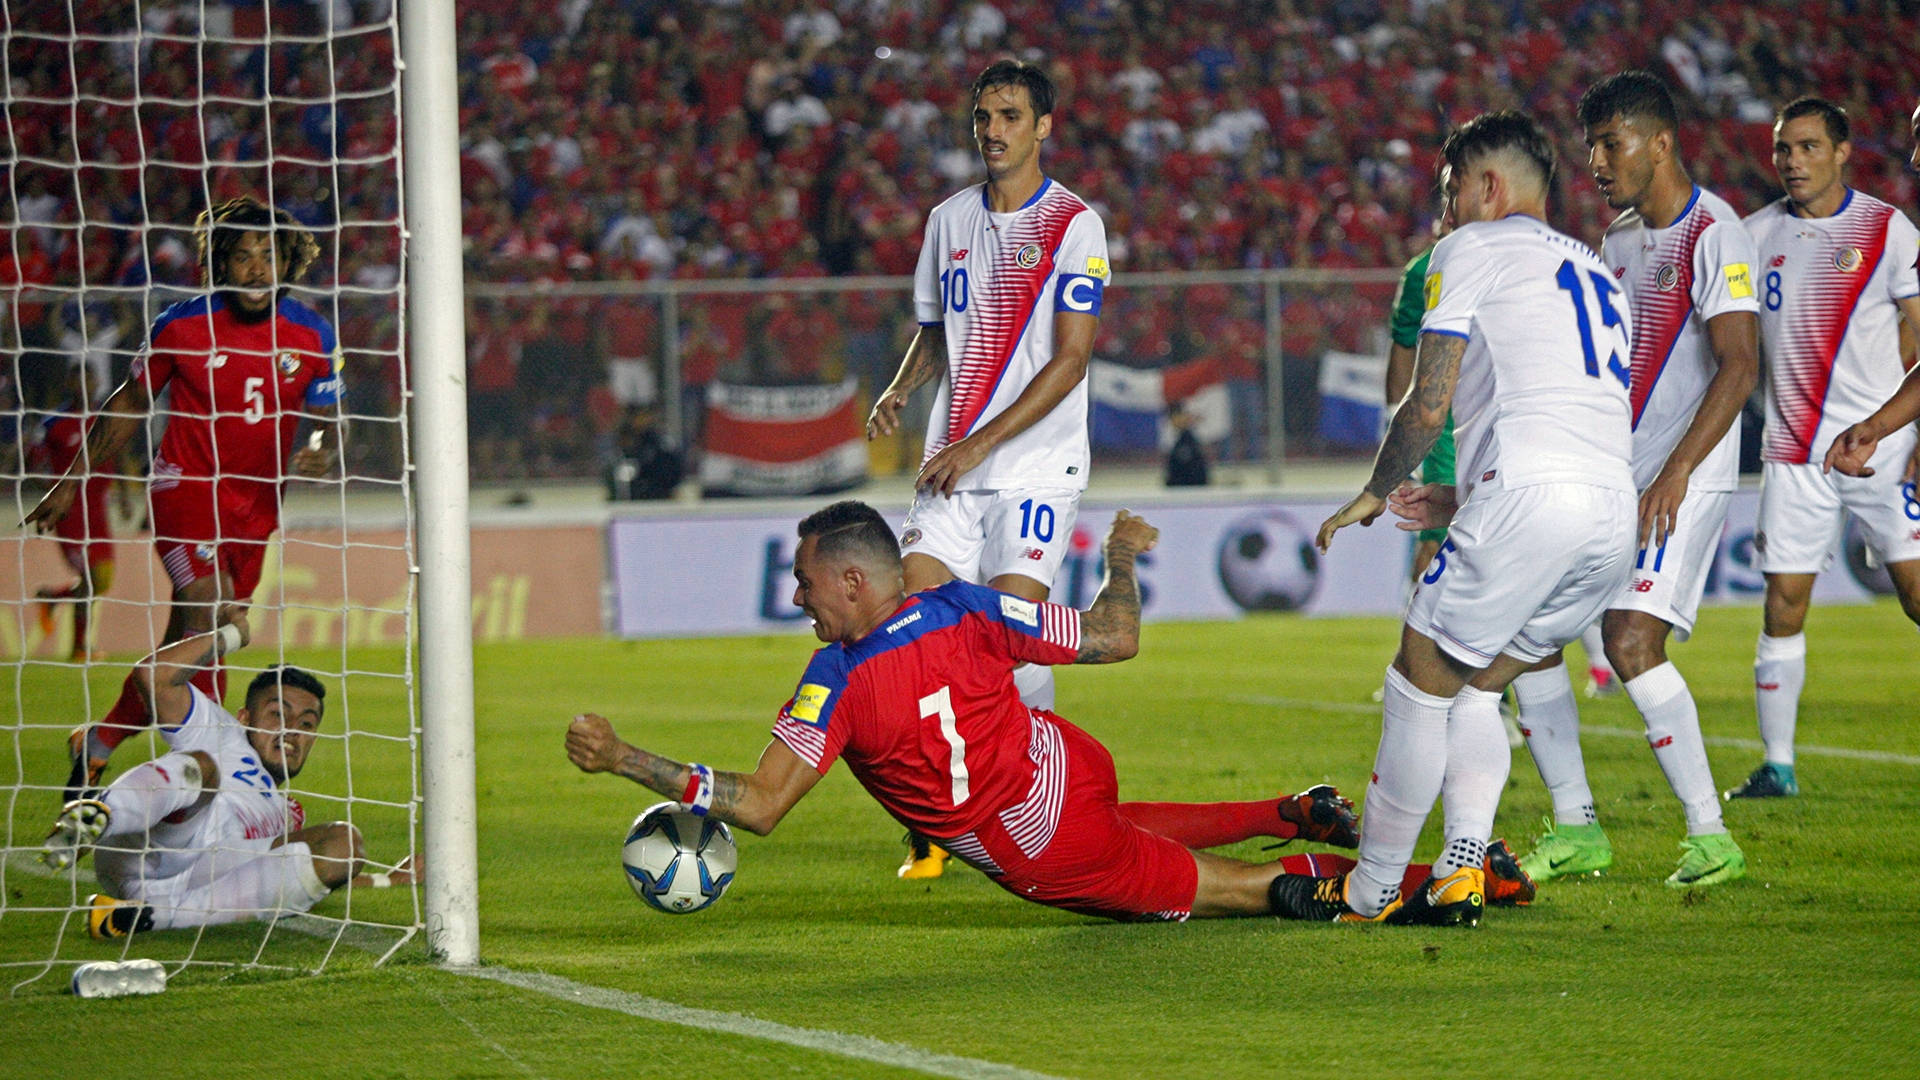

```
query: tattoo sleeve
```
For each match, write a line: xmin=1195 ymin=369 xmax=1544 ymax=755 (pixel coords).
xmin=1075 ymin=551 xmax=1141 ymax=664
xmin=1364 ymin=332 xmax=1464 ymax=499
xmin=886 ymin=327 xmax=948 ymax=396
xmin=612 ymin=747 xmax=754 ymax=822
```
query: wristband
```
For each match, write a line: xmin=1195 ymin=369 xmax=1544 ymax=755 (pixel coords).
xmin=681 ymin=763 xmax=715 ymax=817
xmin=366 ymin=873 xmax=392 ymax=889
xmin=216 ymin=624 xmax=243 ymax=654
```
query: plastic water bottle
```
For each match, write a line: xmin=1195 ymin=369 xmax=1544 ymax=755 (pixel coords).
xmin=71 ymin=959 xmax=167 ymax=999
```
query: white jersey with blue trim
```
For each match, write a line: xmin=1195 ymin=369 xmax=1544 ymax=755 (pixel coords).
xmin=95 ymin=685 xmax=296 ymax=883
xmin=1420 ymin=215 xmax=1635 ymax=503
xmin=912 ymin=178 xmax=1109 ymax=491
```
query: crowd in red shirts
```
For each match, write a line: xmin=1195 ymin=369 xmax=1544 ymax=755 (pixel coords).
xmin=5 ymin=0 xmax=1916 ymax=477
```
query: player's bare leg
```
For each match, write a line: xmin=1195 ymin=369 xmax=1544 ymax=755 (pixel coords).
xmin=896 ymin=553 xmax=958 ymax=879
xmin=1887 ymin=558 xmax=1920 ymax=627
xmin=278 ymin=821 xmax=367 ymax=890
xmin=1734 ymin=572 xmax=1816 ymax=798
xmin=1409 ymin=537 xmax=1442 ymax=587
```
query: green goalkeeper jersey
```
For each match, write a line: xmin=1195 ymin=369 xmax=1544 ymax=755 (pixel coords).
xmin=1390 ymin=249 xmax=1454 ymax=542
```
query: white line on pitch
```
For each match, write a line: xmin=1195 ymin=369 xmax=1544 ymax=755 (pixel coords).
xmin=1227 ymin=694 xmax=1920 ymax=766
xmin=451 ymin=965 xmax=1072 ymax=1080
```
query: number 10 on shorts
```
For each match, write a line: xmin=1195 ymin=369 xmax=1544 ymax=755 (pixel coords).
xmin=1017 ymin=499 xmax=1055 ymax=542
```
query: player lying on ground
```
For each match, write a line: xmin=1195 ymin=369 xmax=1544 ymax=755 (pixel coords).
xmin=568 ymin=501 xmax=1532 ymax=920
xmin=40 ymin=609 xmax=385 ymax=939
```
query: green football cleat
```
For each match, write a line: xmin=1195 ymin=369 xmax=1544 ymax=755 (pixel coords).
xmin=1517 ymin=818 xmax=1612 ymax=882
xmin=1724 ymin=762 xmax=1797 ymax=800
xmin=1665 ymin=833 xmax=1747 ymax=888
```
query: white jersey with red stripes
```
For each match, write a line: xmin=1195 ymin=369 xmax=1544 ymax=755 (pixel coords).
xmin=912 ymin=178 xmax=1109 ymax=491
xmin=1746 ymin=188 xmax=1920 ymax=464
xmin=1601 ymin=186 xmax=1759 ymax=492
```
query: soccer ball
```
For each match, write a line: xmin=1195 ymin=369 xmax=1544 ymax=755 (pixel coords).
xmin=1217 ymin=509 xmax=1321 ymax=611
xmin=621 ymin=802 xmax=738 ymax=914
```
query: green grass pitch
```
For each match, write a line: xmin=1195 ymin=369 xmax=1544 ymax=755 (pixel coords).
xmin=3 ymin=600 xmax=1916 ymax=1079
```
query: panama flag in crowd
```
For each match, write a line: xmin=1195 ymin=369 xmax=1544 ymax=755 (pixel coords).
xmin=1088 ymin=357 xmax=1231 ymax=452
xmin=699 ymin=379 xmax=868 ymax=496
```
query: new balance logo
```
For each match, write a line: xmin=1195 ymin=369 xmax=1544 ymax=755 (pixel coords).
xmin=1021 ymin=547 xmax=1045 ymax=560
xmin=1649 ymin=735 xmax=1673 ymax=749
xmin=209 ymin=352 xmax=229 ymax=369
xmin=1630 ymin=578 xmax=1655 ymax=593
xmin=949 ymin=249 xmax=968 ymax=261
xmin=1756 ymin=682 xmax=1781 ymax=691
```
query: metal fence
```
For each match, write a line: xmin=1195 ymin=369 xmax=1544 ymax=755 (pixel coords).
xmin=465 ymin=267 xmax=1406 ymax=488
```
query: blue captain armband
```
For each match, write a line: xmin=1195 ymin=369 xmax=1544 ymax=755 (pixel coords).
xmin=1056 ymin=273 xmax=1105 ymax=314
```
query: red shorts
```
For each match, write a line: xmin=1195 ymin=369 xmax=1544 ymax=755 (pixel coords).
xmin=55 ymin=479 xmax=114 ymax=569
xmin=986 ymin=717 xmax=1199 ymax=922
xmin=149 ymin=481 xmax=272 ymax=597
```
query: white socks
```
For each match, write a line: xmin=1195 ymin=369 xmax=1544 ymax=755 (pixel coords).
xmin=100 ymin=753 xmax=206 ymax=837
xmin=1513 ymin=666 xmax=1596 ymax=825
xmin=1351 ymin=667 xmax=1451 ymax=916
xmin=1626 ymin=662 xmax=1723 ymax=835
xmin=1755 ymin=632 xmax=1806 ymax=766
xmin=1438 ymin=685 xmax=1508 ymax=874
xmin=1012 ymin=663 xmax=1054 ymax=710
xmin=1581 ymin=622 xmax=1614 ymax=680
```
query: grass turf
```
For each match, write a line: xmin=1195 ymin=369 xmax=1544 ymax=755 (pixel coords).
xmin=2 ymin=600 xmax=1916 ymax=1079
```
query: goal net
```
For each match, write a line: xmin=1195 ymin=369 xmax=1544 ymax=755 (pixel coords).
xmin=1 ymin=1 xmax=423 ymax=991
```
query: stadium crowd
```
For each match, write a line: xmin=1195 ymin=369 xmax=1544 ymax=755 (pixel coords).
xmin=3 ymin=0 xmax=1917 ymax=480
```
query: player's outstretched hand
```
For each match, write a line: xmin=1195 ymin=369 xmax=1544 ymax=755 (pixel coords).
xmin=22 ymin=479 xmax=77 ymax=532
xmin=915 ymin=433 xmax=991 ymax=498
xmin=1316 ymin=491 xmax=1386 ymax=553
xmin=566 ymin=713 xmax=628 ymax=774
xmin=290 ymin=431 xmax=335 ymax=478
xmin=1386 ymin=482 xmax=1457 ymax=532
xmin=1103 ymin=509 xmax=1159 ymax=560
xmin=1821 ymin=422 xmax=1880 ymax=477
xmin=1637 ymin=465 xmax=1689 ymax=548
xmin=866 ymin=389 xmax=911 ymax=440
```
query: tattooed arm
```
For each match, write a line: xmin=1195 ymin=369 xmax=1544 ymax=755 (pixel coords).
xmin=1317 ymin=331 xmax=1465 ymax=551
xmin=1074 ymin=510 xmax=1160 ymax=664
xmin=866 ymin=325 xmax=948 ymax=440
xmin=565 ymin=714 xmax=821 ymax=836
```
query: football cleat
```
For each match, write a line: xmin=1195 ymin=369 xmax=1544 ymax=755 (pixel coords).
xmin=1276 ymin=784 xmax=1360 ymax=848
xmin=1517 ymin=818 xmax=1612 ymax=882
xmin=1268 ymin=871 xmax=1403 ymax=923
xmin=1394 ymin=866 xmax=1486 ymax=927
xmin=1724 ymin=763 xmax=1797 ymax=800
xmin=41 ymin=798 xmax=111 ymax=871
xmin=1483 ymin=838 xmax=1536 ymax=907
xmin=64 ymin=726 xmax=109 ymax=803
xmin=85 ymin=893 xmax=155 ymax=941
xmin=897 ymin=832 xmax=949 ymax=880
xmin=1665 ymin=832 xmax=1747 ymax=888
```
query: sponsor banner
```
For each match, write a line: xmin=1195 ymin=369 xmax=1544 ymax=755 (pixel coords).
xmin=609 ymin=488 xmax=1876 ymax=638
xmin=1 ymin=523 xmax=601 ymax=658
xmin=699 ymin=379 xmax=867 ymax=496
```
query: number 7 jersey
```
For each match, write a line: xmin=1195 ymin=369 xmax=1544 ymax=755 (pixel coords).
xmin=1420 ymin=215 xmax=1635 ymax=502
xmin=1744 ymin=188 xmax=1920 ymax=464
xmin=912 ymin=179 xmax=1109 ymax=491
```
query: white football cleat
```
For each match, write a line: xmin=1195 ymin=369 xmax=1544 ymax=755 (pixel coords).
xmin=41 ymin=798 xmax=111 ymax=871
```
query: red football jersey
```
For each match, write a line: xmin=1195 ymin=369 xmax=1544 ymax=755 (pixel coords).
xmin=772 ymin=581 xmax=1081 ymax=847
xmin=133 ymin=293 xmax=342 ymax=527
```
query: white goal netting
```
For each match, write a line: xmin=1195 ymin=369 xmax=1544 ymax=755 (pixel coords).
xmin=1 ymin=1 xmax=421 ymax=991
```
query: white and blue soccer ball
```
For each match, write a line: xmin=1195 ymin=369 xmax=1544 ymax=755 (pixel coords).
xmin=622 ymin=802 xmax=738 ymax=914
xmin=1217 ymin=509 xmax=1321 ymax=612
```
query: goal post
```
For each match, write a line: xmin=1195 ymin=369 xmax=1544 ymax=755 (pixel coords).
xmin=399 ymin=0 xmax=479 ymax=968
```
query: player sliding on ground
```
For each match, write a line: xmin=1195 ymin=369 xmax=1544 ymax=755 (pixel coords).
xmin=39 ymin=609 xmax=381 ymax=939
xmin=568 ymin=502 xmax=1530 ymax=921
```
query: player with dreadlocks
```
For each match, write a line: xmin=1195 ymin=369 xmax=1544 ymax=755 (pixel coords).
xmin=27 ymin=197 xmax=345 ymax=800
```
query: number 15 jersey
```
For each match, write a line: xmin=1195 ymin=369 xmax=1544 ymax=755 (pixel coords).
xmin=1421 ymin=216 xmax=1635 ymax=503
xmin=912 ymin=179 xmax=1109 ymax=492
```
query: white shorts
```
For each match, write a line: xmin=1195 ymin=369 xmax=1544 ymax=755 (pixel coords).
xmin=1607 ymin=487 xmax=1732 ymax=641
xmin=1756 ymin=435 xmax=1920 ymax=574
xmin=1408 ymin=482 xmax=1637 ymax=667
xmin=900 ymin=487 xmax=1082 ymax=588
xmin=97 ymin=840 xmax=329 ymax=930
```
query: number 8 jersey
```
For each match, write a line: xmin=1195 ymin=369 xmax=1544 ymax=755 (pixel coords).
xmin=1420 ymin=216 xmax=1635 ymax=503
xmin=912 ymin=179 xmax=1110 ymax=491
xmin=1744 ymin=188 xmax=1920 ymax=464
